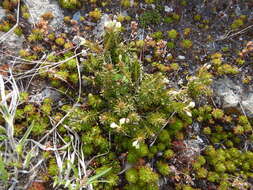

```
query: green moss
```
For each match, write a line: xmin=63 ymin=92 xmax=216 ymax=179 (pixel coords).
xmin=127 ymin=151 xmax=139 ymax=163
xmin=156 ymin=161 xmax=170 ymax=176
xmin=167 ymin=29 xmax=178 ymax=39
xmin=231 ymin=18 xmax=244 ymax=29
xmin=139 ymin=10 xmax=162 ymax=28
xmin=164 ymin=17 xmax=174 ymax=24
xmin=89 ymin=9 xmax=102 ymax=20
xmin=180 ymin=39 xmax=193 ymax=49
xmin=55 ymin=37 xmax=65 ymax=46
xmin=48 ymin=159 xmax=58 ymax=176
xmin=196 ymin=167 xmax=208 ymax=178
xmin=212 ymin=109 xmax=224 ymax=119
xmin=203 ymin=127 xmax=211 ymax=135
xmin=125 ymin=168 xmax=138 ymax=183
xmin=136 ymin=143 xmax=149 ymax=157
xmin=233 ymin=125 xmax=244 ymax=135
xmin=14 ymin=27 xmax=22 ymax=36
xmin=217 ymin=64 xmax=239 ymax=75
xmin=121 ymin=0 xmax=131 ymax=8
xmin=207 ymin=171 xmax=220 ymax=182
xmin=145 ymin=0 xmax=155 ymax=4
xmin=138 ymin=166 xmax=159 ymax=183
xmin=151 ymin=31 xmax=163 ymax=40
xmin=167 ymin=41 xmax=175 ymax=49
xmin=169 ymin=119 xmax=184 ymax=132
xmin=172 ymin=13 xmax=180 ymax=21
xmin=215 ymin=162 xmax=226 ymax=173
xmin=28 ymin=29 xmax=43 ymax=42
xmin=58 ymin=0 xmax=81 ymax=9
xmin=0 ymin=22 xmax=11 ymax=32
xmin=194 ymin=14 xmax=202 ymax=21
xmin=158 ymin=130 xmax=170 ymax=143
xmin=163 ymin=149 xmax=174 ymax=160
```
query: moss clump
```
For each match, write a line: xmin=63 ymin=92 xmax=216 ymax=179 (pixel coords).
xmin=2 ymin=0 xmax=18 ymax=10
xmin=156 ymin=161 xmax=170 ymax=176
xmin=180 ymin=39 xmax=193 ymax=49
xmin=0 ymin=21 xmax=11 ymax=32
xmin=163 ymin=149 xmax=174 ymax=160
xmin=167 ymin=29 xmax=178 ymax=39
xmin=55 ymin=37 xmax=65 ymax=46
xmin=139 ymin=10 xmax=162 ymax=28
xmin=217 ymin=64 xmax=239 ymax=75
xmin=121 ymin=0 xmax=131 ymax=8
xmin=145 ymin=0 xmax=155 ymax=4
xmin=48 ymin=159 xmax=58 ymax=176
xmin=151 ymin=31 xmax=163 ymax=40
xmin=231 ymin=18 xmax=244 ymax=29
xmin=125 ymin=168 xmax=138 ymax=183
xmin=58 ymin=0 xmax=81 ymax=9
xmin=28 ymin=29 xmax=43 ymax=42
xmin=212 ymin=108 xmax=224 ymax=119
xmin=89 ymin=9 xmax=102 ymax=20
xmin=138 ymin=166 xmax=159 ymax=184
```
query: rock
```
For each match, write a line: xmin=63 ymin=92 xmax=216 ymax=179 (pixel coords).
xmin=24 ymin=0 xmax=64 ymax=28
xmin=72 ymin=11 xmax=81 ymax=22
xmin=0 ymin=32 xmax=25 ymax=53
xmin=30 ymin=87 xmax=61 ymax=103
xmin=93 ymin=14 xmax=110 ymax=38
xmin=0 ymin=7 xmax=5 ymax=20
xmin=164 ymin=5 xmax=173 ymax=13
xmin=178 ymin=55 xmax=186 ymax=60
xmin=242 ymin=94 xmax=253 ymax=117
xmin=213 ymin=77 xmax=241 ymax=109
xmin=213 ymin=77 xmax=253 ymax=117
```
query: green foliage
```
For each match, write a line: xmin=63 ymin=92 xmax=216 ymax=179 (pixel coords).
xmin=163 ymin=149 xmax=174 ymax=160
xmin=139 ymin=10 xmax=162 ymax=28
xmin=151 ymin=31 xmax=163 ymax=40
xmin=0 ymin=156 xmax=8 ymax=184
xmin=126 ymin=168 xmax=138 ymax=183
xmin=180 ymin=39 xmax=193 ymax=49
xmin=231 ymin=18 xmax=244 ymax=29
xmin=58 ymin=0 xmax=81 ymax=9
xmin=138 ymin=166 xmax=159 ymax=184
xmin=187 ymin=65 xmax=213 ymax=99
xmin=212 ymin=109 xmax=224 ymax=119
xmin=156 ymin=161 xmax=170 ymax=176
xmin=145 ymin=0 xmax=155 ymax=4
xmin=48 ymin=159 xmax=58 ymax=176
xmin=167 ymin=29 xmax=178 ymax=39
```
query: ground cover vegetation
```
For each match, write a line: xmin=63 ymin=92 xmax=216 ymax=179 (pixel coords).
xmin=0 ymin=0 xmax=253 ymax=189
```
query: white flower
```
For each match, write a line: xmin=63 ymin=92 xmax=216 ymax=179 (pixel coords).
xmin=203 ymin=63 xmax=211 ymax=69
xmin=104 ymin=19 xmax=121 ymax=32
xmin=110 ymin=122 xmax=119 ymax=129
xmin=188 ymin=101 xmax=195 ymax=108
xmin=163 ymin=78 xmax=170 ymax=84
xmin=132 ymin=139 xmax=140 ymax=149
xmin=185 ymin=110 xmax=192 ymax=117
xmin=183 ymin=101 xmax=195 ymax=117
xmin=119 ymin=118 xmax=130 ymax=125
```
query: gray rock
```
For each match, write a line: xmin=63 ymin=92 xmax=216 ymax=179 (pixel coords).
xmin=24 ymin=0 xmax=64 ymax=28
xmin=30 ymin=87 xmax=61 ymax=103
xmin=0 ymin=32 xmax=25 ymax=53
xmin=213 ymin=77 xmax=242 ymax=108
xmin=242 ymin=94 xmax=253 ymax=118
xmin=93 ymin=14 xmax=110 ymax=38
xmin=164 ymin=5 xmax=173 ymax=13
xmin=178 ymin=55 xmax=186 ymax=60
xmin=213 ymin=77 xmax=253 ymax=117
xmin=0 ymin=7 xmax=5 ymax=20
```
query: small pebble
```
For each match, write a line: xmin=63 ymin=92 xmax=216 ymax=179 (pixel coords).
xmin=178 ymin=55 xmax=186 ymax=60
